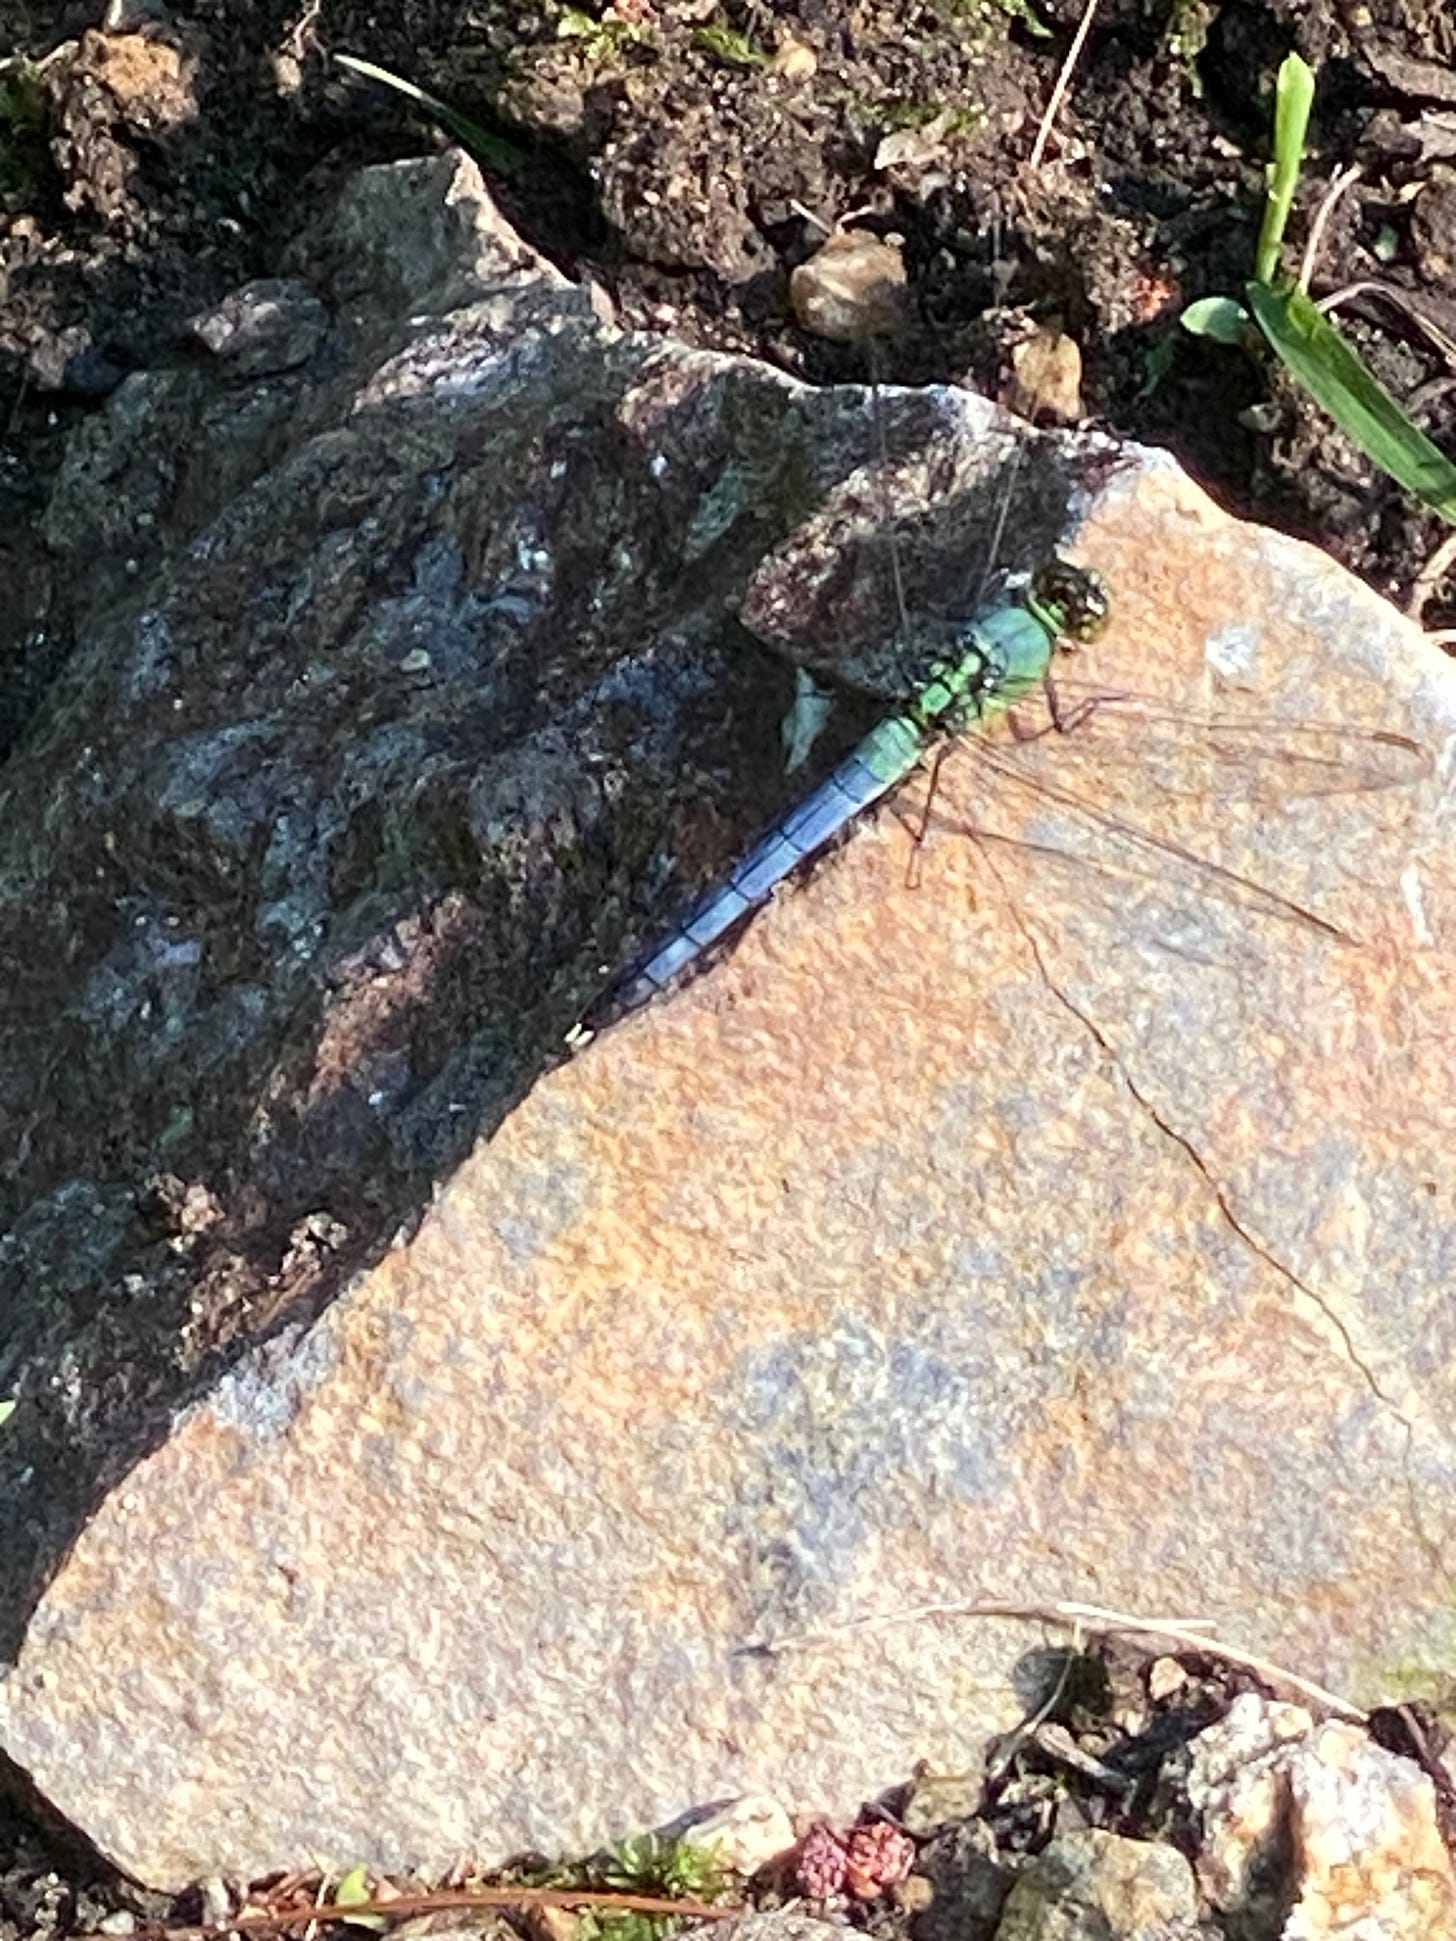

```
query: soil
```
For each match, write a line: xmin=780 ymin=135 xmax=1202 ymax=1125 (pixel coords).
xmin=5 ymin=0 xmax=1456 ymax=762
xmin=2 ymin=0 xmax=1456 ymax=1900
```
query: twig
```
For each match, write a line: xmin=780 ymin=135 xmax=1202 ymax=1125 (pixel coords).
xmin=1316 ymin=277 xmax=1456 ymax=369
xmin=1406 ymin=526 xmax=1456 ymax=627
xmin=867 ymin=340 xmax=912 ymax=645
xmin=788 ymin=198 xmax=833 ymax=239
xmin=300 ymin=1876 xmax=328 ymax=1941
xmin=144 ymin=1885 xmax=741 ymax=1941
xmin=746 ymin=1596 xmax=1369 ymax=1723
xmin=1029 ymin=0 xmax=1102 ymax=169
xmin=1299 ymin=162 xmax=1362 ymax=294
xmin=2 ymin=367 xmax=28 ymax=445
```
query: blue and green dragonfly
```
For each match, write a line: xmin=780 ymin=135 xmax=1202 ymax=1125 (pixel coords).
xmin=596 ymin=557 xmax=1111 ymax=1019
xmin=586 ymin=537 xmax=1424 ymax=1029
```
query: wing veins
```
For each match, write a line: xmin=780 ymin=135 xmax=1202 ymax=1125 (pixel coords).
xmin=1033 ymin=686 xmax=1428 ymax=794
xmin=953 ymin=737 xmax=1350 ymax=939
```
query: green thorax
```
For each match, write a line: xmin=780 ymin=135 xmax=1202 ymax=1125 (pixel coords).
xmin=909 ymin=559 xmax=1112 ymax=735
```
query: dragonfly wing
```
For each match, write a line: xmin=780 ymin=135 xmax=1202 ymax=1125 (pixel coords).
xmin=1026 ymin=679 xmax=1431 ymax=801
xmin=914 ymin=672 xmax=1436 ymax=943
xmin=958 ymin=740 xmax=1350 ymax=938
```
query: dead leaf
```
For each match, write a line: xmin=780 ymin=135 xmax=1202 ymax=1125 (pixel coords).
xmin=1003 ymin=326 xmax=1084 ymax=423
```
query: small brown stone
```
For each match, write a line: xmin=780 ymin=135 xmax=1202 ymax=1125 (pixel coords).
xmin=1003 ymin=325 xmax=1084 ymax=423
xmin=789 ymin=230 xmax=906 ymax=342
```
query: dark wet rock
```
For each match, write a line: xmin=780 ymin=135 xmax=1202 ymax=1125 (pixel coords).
xmin=188 ymin=280 xmax=330 ymax=377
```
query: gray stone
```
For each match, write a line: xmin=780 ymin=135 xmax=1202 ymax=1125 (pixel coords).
xmin=902 ymin=1773 xmax=985 ymax=1834
xmin=913 ymin=1814 xmax=1011 ymax=1941
xmin=189 ymin=279 xmax=329 ymax=376
xmin=992 ymin=1830 xmax=1203 ymax=1939
xmin=3 ymin=152 xmax=1456 ymax=1894
xmin=714 ymin=1918 xmax=847 ymax=1941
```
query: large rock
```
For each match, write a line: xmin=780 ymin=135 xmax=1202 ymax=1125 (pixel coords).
xmin=0 ymin=146 xmax=1064 ymax=1657
xmin=1189 ymin=1694 xmax=1456 ymax=1937
xmin=2 ymin=152 xmax=1455 ymax=1888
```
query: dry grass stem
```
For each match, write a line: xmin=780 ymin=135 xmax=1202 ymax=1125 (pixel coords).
xmin=1301 ymin=163 xmax=1362 ymax=292
xmin=149 ymin=1885 xmax=742 ymax=1941
xmin=749 ymin=1596 xmax=1369 ymax=1723
xmin=1029 ymin=0 xmax=1102 ymax=169
xmin=1406 ymin=526 xmax=1456 ymax=629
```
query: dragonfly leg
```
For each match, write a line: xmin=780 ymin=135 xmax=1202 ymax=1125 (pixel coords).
xmin=1052 ymin=680 xmax=1105 ymax=735
xmin=1009 ymin=674 xmax=1122 ymax=742
xmin=900 ymin=739 xmax=953 ymax=887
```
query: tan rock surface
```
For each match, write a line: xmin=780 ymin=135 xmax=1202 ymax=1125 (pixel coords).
xmin=4 ymin=165 xmax=1456 ymax=1894
xmin=1286 ymin=1720 xmax=1456 ymax=1937
xmin=1189 ymin=1695 xmax=1456 ymax=1937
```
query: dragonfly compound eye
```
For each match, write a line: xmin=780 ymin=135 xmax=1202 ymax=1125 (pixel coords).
xmin=1031 ymin=559 xmax=1112 ymax=643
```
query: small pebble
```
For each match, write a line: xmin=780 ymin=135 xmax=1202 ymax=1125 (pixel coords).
xmin=682 ymin=1792 xmax=795 ymax=1875
xmin=199 ymin=1879 xmax=232 ymax=1927
xmin=1147 ymin=1654 xmax=1188 ymax=1702
xmin=1004 ymin=326 xmax=1083 ymax=424
xmin=789 ymin=231 xmax=906 ymax=343
xmin=770 ymin=34 xmax=817 ymax=79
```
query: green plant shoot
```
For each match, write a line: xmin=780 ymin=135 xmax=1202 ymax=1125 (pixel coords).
xmin=1253 ymin=50 xmax=1314 ymax=286
xmin=335 ymin=55 xmax=522 ymax=172
xmin=332 ymin=1867 xmax=387 ymax=1933
xmin=1182 ymin=51 xmax=1456 ymax=526
xmin=1248 ymin=284 xmax=1456 ymax=520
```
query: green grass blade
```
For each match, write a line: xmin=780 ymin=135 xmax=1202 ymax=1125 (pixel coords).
xmin=335 ymin=55 xmax=522 ymax=172
xmin=1254 ymin=52 xmax=1314 ymax=286
xmin=1247 ymin=281 xmax=1456 ymax=523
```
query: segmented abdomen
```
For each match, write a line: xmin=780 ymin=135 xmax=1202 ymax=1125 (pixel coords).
xmin=612 ymin=712 xmax=924 ymax=1012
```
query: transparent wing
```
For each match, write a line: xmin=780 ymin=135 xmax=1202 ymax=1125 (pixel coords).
xmin=930 ymin=683 xmax=1431 ymax=940
xmin=1003 ymin=678 xmax=1429 ymax=800
xmin=954 ymin=741 xmax=1344 ymax=936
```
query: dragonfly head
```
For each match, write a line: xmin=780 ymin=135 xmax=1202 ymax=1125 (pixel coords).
xmin=1028 ymin=559 xmax=1111 ymax=646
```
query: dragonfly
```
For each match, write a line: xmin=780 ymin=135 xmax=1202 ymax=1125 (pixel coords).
xmin=593 ymin=556 xmax=1112 ymax=1020
xmin=584 ymin=424 xmax=1425 ymax=1033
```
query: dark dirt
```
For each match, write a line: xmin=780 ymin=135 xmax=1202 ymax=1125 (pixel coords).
xmin=2 ymin=0 xmax=1455 ymax=1903
xmin=6 ymin=0 xmax=1456 ymax=764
